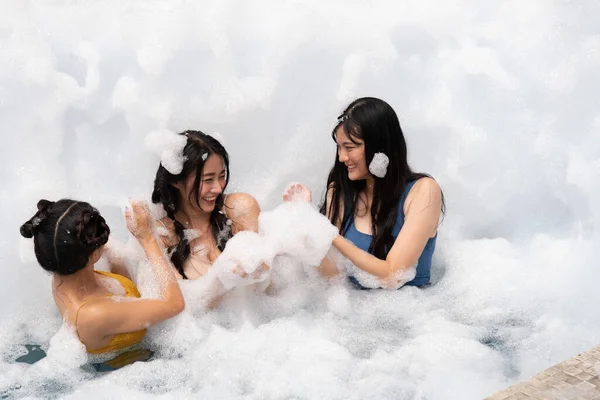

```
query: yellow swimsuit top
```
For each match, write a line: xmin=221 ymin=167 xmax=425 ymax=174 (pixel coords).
xmin=75 ymin=270 xmax=146 ymax=354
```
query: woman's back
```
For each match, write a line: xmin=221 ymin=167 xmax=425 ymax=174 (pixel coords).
xmin=21 ymin=199 xmax=185 ymax=356
xmin=54 ymin=271 xmax=147 ymax=353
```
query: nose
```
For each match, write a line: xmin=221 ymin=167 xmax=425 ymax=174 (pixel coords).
xmin=210 ymin=181 xmax=223 ymax=195
xmin=338 ymin=148 xmax=349 ymax=163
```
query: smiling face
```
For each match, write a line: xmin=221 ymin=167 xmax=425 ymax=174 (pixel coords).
xmin=177 ymin=153 xmax=227 ymax=213
xmin=335 ymin=125 xmax=369 ymax=181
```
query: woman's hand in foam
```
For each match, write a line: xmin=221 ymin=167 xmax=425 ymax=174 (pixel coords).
xmin=251 ymin=262 xmax=270 ymax=280
xmin=124 ymin=200 xmax=154 ymax=242
xmin=231 ymin=260 xmax=270 ymax=280
xmin=215 ymin=259 xmax=272 ymax=290
xmin=282 ymin=183 xmax=312 ymax=203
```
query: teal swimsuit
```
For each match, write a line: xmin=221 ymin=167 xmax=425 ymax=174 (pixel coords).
xmin=343 ymin=180 xmax=436 ymax=289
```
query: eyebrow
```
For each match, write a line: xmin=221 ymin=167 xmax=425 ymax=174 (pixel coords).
xmin=202 ymin=169 xmax=226 ymax=178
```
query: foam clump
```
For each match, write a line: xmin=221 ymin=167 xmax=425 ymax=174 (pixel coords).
xmin=259 ymin=202 xmax=338 ymax=266
xmin=179 ymin=269 xmax=225 ymax=312
xmin=346 ymin=263 xmax=416 ymax=289
xmin=368 ymin=152 xmax=389 ymax=178
xmin=326 ymin=285 xmax=351 ymax=316
xmin=328 ymin=247 xmax=416 ymax=289
xmin=36 ymin=325 xmax=87 ymax=373
xmin=212 ymin=230 xmax=275 ymax=290
xmin=144 ymin=129 xmax=187 ymax=175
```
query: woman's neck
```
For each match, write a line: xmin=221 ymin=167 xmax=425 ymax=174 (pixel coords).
xmin=175 ymin=202 xmax=212 ymax=232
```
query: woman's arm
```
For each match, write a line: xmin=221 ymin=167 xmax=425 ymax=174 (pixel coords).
xmin=78 ymin=202 xmax=185 ymax=338
xmin=318 ymin=255 xmax=340 ymax=277
xmin=331 ymin=178 xmax=442 ymax=279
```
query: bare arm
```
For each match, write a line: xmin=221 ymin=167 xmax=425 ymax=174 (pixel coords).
xmin=224 ymin=192 xmax=270 ymax=280
xmin=78 ymin=202 xmax=184 ymax=339
xmin=85 ymin=238 xmax=185 ymax=336
xmin=331 ymin=178 xmax=442 ymax=280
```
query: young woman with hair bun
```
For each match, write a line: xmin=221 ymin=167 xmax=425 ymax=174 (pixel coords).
xmin=20 ymin=199 xmax=184 ymax=356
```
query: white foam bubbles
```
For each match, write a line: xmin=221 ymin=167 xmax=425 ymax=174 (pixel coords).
xmin=213 ymin=230 xmax=275 ymax=290
xmin=368 ymin=152 xmax=390 ymax=178
xmin=144 ymin=129 xmax=188 ymax=175
xmin=259 ymin=202 xmax=338 ymax=267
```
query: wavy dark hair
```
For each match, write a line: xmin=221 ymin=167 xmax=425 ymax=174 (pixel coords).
xmin=319 ymin=97 xmax=444 ymax=259
xmin=20 ymin=199 xmax=110 ymax=275
xmin=151 ymin=130 xmax=232 ymax=279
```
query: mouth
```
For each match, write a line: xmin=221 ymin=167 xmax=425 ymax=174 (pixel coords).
xmin=202 ymin=196 xmax=217 ymax=203
xmin=346 ymin=164 xmax=356 ymax=172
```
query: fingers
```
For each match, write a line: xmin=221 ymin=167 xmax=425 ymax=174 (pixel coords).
xmin=124 ymin=200 xmax=153 ymax=240
xmin=231 ymin=262 xmax=270 ymax=280
xmin=283 ymin=183 xmax=312 ymax=203
xmin=131 ymin=200 xmax=149 ymax=216
xmin=124 ymin=205 xmax=132 ymax=220
xmin=232 ymin=264 xmax=248 ymax=278
xmin=251 ymin=263 xmax=270 ymax=280
xmin=125 ymin=200 xmax=151 ymax=225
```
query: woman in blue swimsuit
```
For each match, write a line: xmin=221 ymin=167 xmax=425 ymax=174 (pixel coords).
xmin=284 ymin=97 xmax=444 ymax=289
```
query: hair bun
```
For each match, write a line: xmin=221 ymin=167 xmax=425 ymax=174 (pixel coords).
xmin=20 ymin=221 xmax=34 ymax=238
xmin=77 ymin=209 xmax=110 ymax=248
xmin=20 ymin=199 xmax=55 ymax=239
xmin=37 ymin=199 xmax=54 ymax=213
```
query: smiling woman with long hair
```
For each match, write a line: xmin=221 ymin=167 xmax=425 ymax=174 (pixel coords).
xmin=284 ymin=97 xmax=444 ymax=289
xmin=150 ymin=130 xmax=270 ymax=302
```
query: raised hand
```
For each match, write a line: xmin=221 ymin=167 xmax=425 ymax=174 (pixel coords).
xmin=124 ymin=200 xmax=154 ymax=242
xmin=282 ymin=183 xmax=312 ymax=203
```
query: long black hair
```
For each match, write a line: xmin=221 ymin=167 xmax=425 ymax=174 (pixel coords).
xmin=319 ymin=97 xmax=444 ymax=258
xmin=151 ymin=130 xmax=232 ymax=279
xmin=20 ymin=199 xmax=110 ymax=275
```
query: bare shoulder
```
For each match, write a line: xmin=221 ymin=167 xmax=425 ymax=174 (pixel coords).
xmin=75 ymin=298 xmax=113 ymax=331
xmin=223 ymin=192 xmax=260 ymax=214
xmin=412 ymin=177 xmax=441 ymax=194
xmin=223 ymin=192 xmax=260 ymax=233
xmin=405 ymin=177 xmax=442 ymax=213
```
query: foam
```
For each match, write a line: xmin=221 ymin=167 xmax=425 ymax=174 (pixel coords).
xmin=144 ymin=129 xmax=188 ymax=175
xmin=368 ymin=152 xmax=390 ymax=178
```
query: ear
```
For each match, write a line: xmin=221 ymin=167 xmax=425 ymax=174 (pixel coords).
xmin=172 ymin=181 xmax=185 ymax=193
xmin=91 ymin=246 xmax=104 ymax=264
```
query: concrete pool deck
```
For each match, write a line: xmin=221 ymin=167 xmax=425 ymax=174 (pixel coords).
xmin=484 ymin=346 xmax=600 ymax=399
